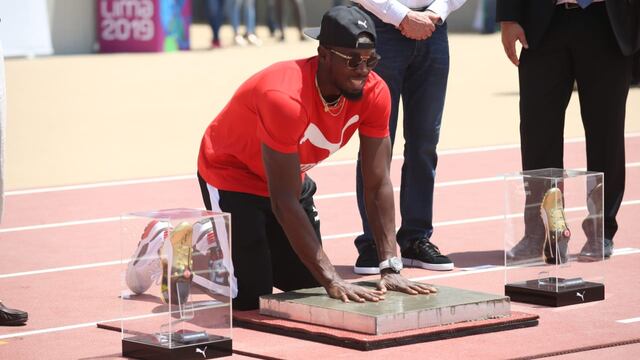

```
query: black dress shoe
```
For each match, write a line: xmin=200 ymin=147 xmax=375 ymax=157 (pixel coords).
xmin=578 ymin=183 xmax=611 ymax=261
xmin=0 ymin=301 xmax=28 ymax=326
xmin=506 ymin=234 xmax=545 ymax=264
xmin=579 ymin=238 xmax=614 ymax=261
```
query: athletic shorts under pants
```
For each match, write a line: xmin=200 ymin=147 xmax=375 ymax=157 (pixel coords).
xmin=198 ymin=173 xmax=322 ymax=310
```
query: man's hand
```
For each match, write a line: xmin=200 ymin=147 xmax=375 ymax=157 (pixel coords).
xmin=398 ymin=10 xmax=436 ymax=40
xmin=326 ymin=279 xmax=386 ymax=303
xmin=500 ymin=21 xmax=528 ymax=66
xmin=378 ymin=272 xmax=438 ymax=295
xmin=426 ymin=11 xmax=441 ymax=27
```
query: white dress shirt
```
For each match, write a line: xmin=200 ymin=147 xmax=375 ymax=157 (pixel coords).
xmin=354 ymin=0 xmax=467 ymax=27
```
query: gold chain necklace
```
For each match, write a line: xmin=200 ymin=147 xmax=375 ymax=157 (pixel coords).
xmin=315 ymin=75 xmax=345 ymax=117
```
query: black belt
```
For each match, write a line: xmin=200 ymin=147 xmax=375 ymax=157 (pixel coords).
xmin=557 ymin=2 xmax=604 ymax=10
xmin=358 ymin=4 xmax=429 ymax=13
xmin=559 ymin=2 xmax=581 ymax=9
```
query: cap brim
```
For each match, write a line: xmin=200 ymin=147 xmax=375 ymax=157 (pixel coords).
xmin=303 ymin=27 xmax=321 ymax=40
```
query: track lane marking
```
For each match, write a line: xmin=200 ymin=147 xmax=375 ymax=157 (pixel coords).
xmin=6 ymin=133 xmax=640 ymax=197
xmin=2 ymin=201 xmax=639 ymax=279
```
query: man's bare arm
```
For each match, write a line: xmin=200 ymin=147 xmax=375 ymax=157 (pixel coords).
xmin=261 ymin=144 xmax=385 ymax=303
xmin=359 ymin=135 xmax=437 ymax=295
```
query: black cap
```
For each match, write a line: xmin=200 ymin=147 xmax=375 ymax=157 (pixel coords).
xmin=303 ymin=6 xmax=376 ymax=49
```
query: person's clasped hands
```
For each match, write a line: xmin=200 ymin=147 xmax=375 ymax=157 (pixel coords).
xmin=398 ymin=10 xmax=441 ymax=40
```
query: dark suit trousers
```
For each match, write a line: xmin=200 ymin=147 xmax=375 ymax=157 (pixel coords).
xmin=518 ymin=3 xmax=633 ymax=241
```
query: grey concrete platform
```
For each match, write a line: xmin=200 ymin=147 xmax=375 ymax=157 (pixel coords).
xmin=259 ymin=282 xmax=511 ymax=335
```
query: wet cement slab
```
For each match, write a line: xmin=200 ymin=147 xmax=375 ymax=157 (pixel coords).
xmin=259 ymin=281 xmax=510 ymax=335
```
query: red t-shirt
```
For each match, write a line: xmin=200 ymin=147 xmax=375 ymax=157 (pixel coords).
xmin=198 ymin=56 xmax=391 ymax=197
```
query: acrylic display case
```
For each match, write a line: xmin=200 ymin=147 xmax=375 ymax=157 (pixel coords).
xmin=120 ymin=208 xmax=233 ymax=359
xmin=503 ymin=169 xmax=605 ymax=306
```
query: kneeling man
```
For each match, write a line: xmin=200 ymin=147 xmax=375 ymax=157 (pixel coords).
xmin=197 ymin=6 xmax=437 ymax=310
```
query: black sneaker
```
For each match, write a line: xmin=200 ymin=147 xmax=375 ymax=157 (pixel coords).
xmin=401 ymin=238 xmax=454 ymax=271
xmin=353 ymin=245 xmax=380 ymax=275
xmin=0 ymin=301 xmax=28 ymax=326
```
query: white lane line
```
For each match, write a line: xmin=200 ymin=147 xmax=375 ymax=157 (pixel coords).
xmin=323 ymin=199 xmax=640 ymax=241
xmin=319 ymin=214 xmax=505 ymax=240
xmin=6 ymin=133 xmax=639 ymax=196
xmin=612 ymin=247 xmax=640 ymax=256
xmin=0 ymin=320 xmax=110 ymax=340
xmin=6 ymin=162 xmax=637 ymax=233
xmin=315 ymin=176 xmax=503 ymax=200
xmin=1 ymin=251 xmax=636 ymax=341
xmin=5 ymin=175 xmax=196 ymax=196
xmin=1 ymin=195 xmax=638 ymax=238
xmin=320 ymin=133 xmax=640 ymax=167
xmin=0 ymin=301 xmax=226 ymax=340
xmin=2 ymin=203 xmax=639 ymax=280
xmin=0 ymin=216 xmax=120 ymax=234
xmin=410 ymin=265 xmax=506 ymax=282
xmin=5 ymin=270 xmax=504 ymax=340
xmin=459 ymin=265 xmax=500 ymax=271
xmin=617 ymin=317 xmax=640 ymax=324
xmin=409 ymin=246 xmax=640 ymax=283
xmin=0 ymin=260 xmax=123 ymax=279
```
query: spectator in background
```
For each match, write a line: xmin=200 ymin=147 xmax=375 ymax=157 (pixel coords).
xmin=230 ymin=0 xmax=262 ymax=46
xmin=632 ymin=52 xmax=640 ymax=87
xmin=472 ymin=0 xmax=496 ymax=34
xmin=273 ymin=0 xmax=307 ymax=41
xmin=205 ymin=0 xmax=226 ymax=48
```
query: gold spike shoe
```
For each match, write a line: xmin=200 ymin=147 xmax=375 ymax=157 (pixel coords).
xmin=161 ymin=222 xmax=193 ymax=305
xmin=540 ymin=187 xmax=571 ymax=264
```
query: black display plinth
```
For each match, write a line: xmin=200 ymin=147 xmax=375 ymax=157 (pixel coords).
xmin=122 ymin=334 xmax=232 ymax=360
xmin=505 ymin=277 xmax=604 ymax=307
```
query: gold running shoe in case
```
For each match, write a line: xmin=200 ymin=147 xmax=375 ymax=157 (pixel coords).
xmin=161 ymin=222 xmax=193 ymax=305
xmin=540 ymin=187 xmax=571 ymax=264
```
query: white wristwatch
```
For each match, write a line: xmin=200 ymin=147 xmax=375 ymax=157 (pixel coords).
xmin=379 ymin=256 xmax=403 ymax=273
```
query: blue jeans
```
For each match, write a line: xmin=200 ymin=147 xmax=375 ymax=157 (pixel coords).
xmin=481 ymin=0 xmax=497 ymax=34
xmin=230 ymin=0 xmax=256 ymax=35
xmin=355 ymin=15 xmax=450 ymax=253
xmin=206 ymin=0 xmax=226 ymax=42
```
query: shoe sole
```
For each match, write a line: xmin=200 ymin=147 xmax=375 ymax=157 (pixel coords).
xmin=402 ymin=258 xmax=454 ymax=271
xmin=0 ymin=318 xmax=28 ymax=326
xmin=353 ymin=266 xmax=380 ymax=275
xmin=540 ymin=188 xmax=571 ymax=264
xmin=161 ymin=222 xmax=193 ymax=305
xmin=577 ymin=254 xmax=602 ymax=262
xmin=578 ymin=249 xmax=612 ymax=262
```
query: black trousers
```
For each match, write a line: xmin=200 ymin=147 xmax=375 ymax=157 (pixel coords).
xmin=518 ymin=3 xmax=632 ymax=241
xmin=198 ymin=173 xmax=321 ymax=310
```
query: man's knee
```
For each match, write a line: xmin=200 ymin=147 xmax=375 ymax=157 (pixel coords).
xmin=233 ymin=295 xmax=260 ymax=311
